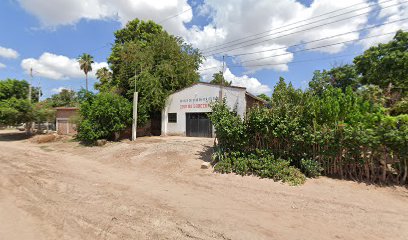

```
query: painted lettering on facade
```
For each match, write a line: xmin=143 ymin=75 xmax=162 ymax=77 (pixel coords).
xmin=179 ymin=96 xmax=218 ymax=110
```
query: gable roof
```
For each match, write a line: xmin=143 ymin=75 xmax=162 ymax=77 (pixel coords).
xmin=169 ymin=82 xmax=246 ymax=96
xmin=245 ymin=92 xmax=268 ymax=104
xmin=194 ymin=82 xmax=246 ymax=90
xmin=168 ymin=82 xmax=267 ymax=104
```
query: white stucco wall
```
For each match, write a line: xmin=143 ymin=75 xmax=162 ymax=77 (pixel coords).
xmin=161 ymin=83 xmax=247 ymax=136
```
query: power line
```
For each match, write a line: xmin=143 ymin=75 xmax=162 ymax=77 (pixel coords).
xmin=199 ymin=53 xmax=358 ymax=72
xmin=201 ymin=0 xmax=395 ymax=52
xmin=224 ymin=18 xmax=408 ymax=57
xmin=231 ymin=44 xmax=408 ymax=69
xmin=238 ymin=30 xmax=405 ymax=64
xmin=159 ymin=7 xmax=193 ymax=23
xmin=199 ymin=44 xmax=407 ymax=72
xmin=203 ymin=0 xmax=406 ymax=55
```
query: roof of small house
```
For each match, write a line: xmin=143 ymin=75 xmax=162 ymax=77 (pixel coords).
xmin=245 ymin=91 xmax=268 ymax=104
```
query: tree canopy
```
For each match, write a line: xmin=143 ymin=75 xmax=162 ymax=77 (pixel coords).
xmin=0 ymin=79 xmax=36 ymax=125
xmin=308 ymin=30 xmax=408 ymax=114
xmin=45 ymin=89 xmax=78 ymax=107
xmin=257 ymin=93 xmax=271 ymax=102
xmin=78 ymin=53 xmax=94 ymax=91
xmin=309 ymin=64 xmax=359 ymax=95
xmin=94 ymin=67 xmax=113 ymax=93
xmin=210 ymin=71 xmax=231 ymax=86
xmin=98 ymin=19 xmax=203 ymax=126
xmin=76 ymin=92 xmax=132 ymax=143
xmin=354 ymin=30 xmax=408 ymax=92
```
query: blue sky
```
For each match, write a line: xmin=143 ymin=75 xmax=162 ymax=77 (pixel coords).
xmin=0 ymin=0 xmax=406 ymax=99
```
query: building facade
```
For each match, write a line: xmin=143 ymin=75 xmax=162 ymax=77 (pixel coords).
xmin=55 ymin=107 xmax=78 ymax=135
xmin=161 ymin=83 xmax=265 ymax=137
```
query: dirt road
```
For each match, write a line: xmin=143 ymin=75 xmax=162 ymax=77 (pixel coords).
xmin=0 ymin=130 xmax=407 ymax=240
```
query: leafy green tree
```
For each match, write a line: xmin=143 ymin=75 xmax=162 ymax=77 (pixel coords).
xmin=77 ymin=88 xmax=94 ymax=104
xmin=45 ymin=89 xmax=77 ymax=107
xmin=0 ymin=79 xmax=40 ymax=102
xmin=77 ymin=53 xmax=94 ymax=91
xmin=94 ymin=67 xmax=113 ymax=92
xmin=309 ymin=70 xmax=331 ymax=95
xmin=354 ymin=30 xmax=408 ymax=92
xmin=33 ymin=102 xmax=55 ymax=123
xmin=210 ymin=71 xmax=231 ymax=86
xmin=0 ymin=79 xmax=39 ymax=126
xmin=257 ymin=93 xmax=271 ymax=102
xmin=309 ymin=65 xmax=359 ymax=94
xmin=391 ymin=97 xmax=408 ymax=115
xmin=104 ymin=18 xmax=203 ymax=126
xmin=357 ymin=85 xmax=386 ymax=106
xmin=0 ymin=98 xmax=32 ymax=125
xmin=328 ymin=64 xmax=359 ymax=91
xmin=76 ymin=92 xmax=132 ymax=143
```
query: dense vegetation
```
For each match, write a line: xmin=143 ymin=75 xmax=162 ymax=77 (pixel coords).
xmin=75 ymin=18 xmax=203 ymax=142
xmin=210 ymin=31 xmax=408 ymax=185
xmin=76 ymin=92 xmax=132 ymax=143
xmin=0 ymin=79 xmax=53 ymax=128
xmin=97 ymin=18 xmax=203 ymax=126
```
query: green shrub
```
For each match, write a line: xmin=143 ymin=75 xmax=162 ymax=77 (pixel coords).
xmin=300 ymin=158 xmax=323 ymax=178
xmin=76 ymin=92 xmax=132 ymax=143
xmin=208 ymin=100 xmax=247 ymax=151
xmin=213 ymin=150 xmax=306 ymax=185
xmin=210 ymin=84 xmax=408 ymax=185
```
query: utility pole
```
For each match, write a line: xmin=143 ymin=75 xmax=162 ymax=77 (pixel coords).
xmin=132 ymin=68 xmax=138 ymax=141
xmin=219 ymin=55 xmax=225 ymax=102
xmin=26 ymin=68 xmax=33 ymax=134
xmin=37 ymin=78 xmax=41 ymax=102
xmin=28 ymin=68 xmax=33 ymax=103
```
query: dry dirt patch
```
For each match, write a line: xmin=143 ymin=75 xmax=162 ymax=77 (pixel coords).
xmin=0 ymin=130 xmax=407 ymax=240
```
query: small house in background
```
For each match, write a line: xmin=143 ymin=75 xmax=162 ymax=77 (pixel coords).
xmin=55 ymin=107 xmax=78 ymax=135
xmin=161 ymin=82 xmax=266 ymax=138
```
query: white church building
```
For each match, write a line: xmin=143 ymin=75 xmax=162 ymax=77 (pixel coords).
xmin=161 ymin=82 xmax=265 ymax=137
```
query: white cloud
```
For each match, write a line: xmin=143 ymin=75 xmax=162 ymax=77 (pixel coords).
xmin=51 ymin=87 xmax=71 ymax=93
xmin=235 ymin=44 xmax=294 ymax=73
xmin=21 ymin=52 xmax=108 ymax=80
xmin=224 ymin=69 xmax=271 ymax=95
xmin=360 ymin=0 xmax=408 ymax=49
xmin=0 ymin=63 xmax=6 ymax=69
xmin=199 ymin=57 xmax=271 ymax=95
xmin=0 ymin=46 xmax=19 ymax=59
xmin=17 ymin=0 xmax=192 ymax=35
xmin=18 ymin=0 xmax=374 ymax=73
xmin=192 ymin=0 xmax=370 ymax=72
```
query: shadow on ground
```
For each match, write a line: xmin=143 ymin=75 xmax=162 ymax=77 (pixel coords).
xmin=196 ymin=145 xmax=214 ymax=163
xmin=0 ymin=131 xmax=31 ymax=142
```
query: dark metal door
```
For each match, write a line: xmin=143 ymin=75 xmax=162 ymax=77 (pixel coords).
xmin=186 ymin=113 xmax=212 ymax=138
xmin=150 ymin=111 xmax=161 ymax=136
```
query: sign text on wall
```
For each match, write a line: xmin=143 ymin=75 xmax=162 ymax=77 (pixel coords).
xmin=179 ymin=96 xmax=218 ymax=110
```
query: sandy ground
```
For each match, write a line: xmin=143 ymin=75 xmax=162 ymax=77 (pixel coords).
xmin=0 ymin=130 xmax=407 ymax=240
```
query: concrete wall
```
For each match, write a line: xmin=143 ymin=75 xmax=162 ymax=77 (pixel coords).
xmin=55 ymin=108 xmax=78 ymax=135
xmin=161 ymin=84 xmax=247 ymax=136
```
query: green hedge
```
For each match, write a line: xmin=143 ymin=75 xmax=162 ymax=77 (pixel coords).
xmin=210 ymin=83 xmax=408 ymax=185
xmin=76 ymin=92 xmax=132 ymax=143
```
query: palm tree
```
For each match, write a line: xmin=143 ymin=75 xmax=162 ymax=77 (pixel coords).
xmin=77 ymin=53 xmax=94 ymax=91
xmin=95 ymin=67 xmax=112 ymax=92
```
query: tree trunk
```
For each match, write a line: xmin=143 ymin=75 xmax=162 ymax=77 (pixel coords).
xmin=86 ymin=73 xmax=88 ymax=91
xmin=402 ymin=159 xmax=407 ymax=185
